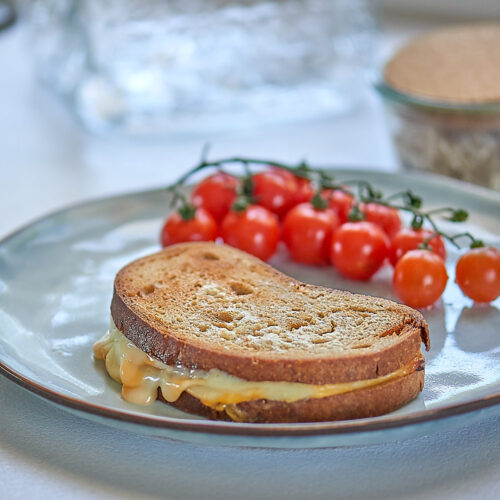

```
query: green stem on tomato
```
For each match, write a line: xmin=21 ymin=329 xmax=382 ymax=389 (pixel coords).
xmin=385 ymin=190 xmax=422 ymax=209
xmin=169 ymin=189 xmax=197 ymax=220
xmin=173 ymin=156 xmax=334 ymax=188
xmin=449 ymin=232 xmax=484 ymax=248
xmin=425 ymin=207 xmax=469 ymax=222
xmin=347 ymin=204 xmax=366 ymax=222
xmin=311 ymin=190 xmax=328 ymax=210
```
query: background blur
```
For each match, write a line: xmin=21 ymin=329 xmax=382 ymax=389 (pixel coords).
xmin=1 ymin=0 xmax=500 ymax=237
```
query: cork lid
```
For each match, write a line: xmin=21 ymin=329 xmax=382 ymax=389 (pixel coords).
xmin=384 ymin=24 xmax=500 ymax=104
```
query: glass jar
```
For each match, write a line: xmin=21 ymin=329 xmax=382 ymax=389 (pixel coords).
xmin=377 ymin=82 xmax=500 ymax=191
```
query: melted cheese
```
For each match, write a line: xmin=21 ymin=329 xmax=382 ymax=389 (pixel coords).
xmin=94 ymin=319 xmax=421 ymax=417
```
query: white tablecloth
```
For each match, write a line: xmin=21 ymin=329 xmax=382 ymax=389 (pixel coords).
xmin=1 ymin=14 xmax=499 ymax=500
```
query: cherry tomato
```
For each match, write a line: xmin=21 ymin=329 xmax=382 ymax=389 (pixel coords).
xmin=330 ymin=222 xmax=389 ymax=281
xmin=282 ymin=203 xmax=340 ymax=265
xmin=252 ymin=168 xmax=298 ymax=218
xmin=360 ymin=203 xmax=401 ymax=239
xmin=389 ymin=228 xmax=446 ymax=267
xmin=191 ymin=172 xmax=239 ymax=223
xmin=161 ymin=207 xmax=217 ymax=247
xmin=455 ymin=247 xmax=500 ymax=303
xmin=294 ymin=176 xmax=315 ymax=204
xmin=221 ymin=205 xmax=280 ymax=261
xmin=393 ymin=249 xmax=448 ymax=309
xmin=324 ymin=189 xmax=354 ymax=224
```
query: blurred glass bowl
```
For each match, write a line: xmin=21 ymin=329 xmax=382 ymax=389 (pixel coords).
xmin=28 ymin=0 xmax=378 ymax=135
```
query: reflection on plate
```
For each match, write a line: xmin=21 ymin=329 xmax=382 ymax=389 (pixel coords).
xmin=0 ymin=170 xmax=499 ymax=448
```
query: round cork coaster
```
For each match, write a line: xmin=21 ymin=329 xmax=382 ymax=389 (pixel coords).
xmin=384 ymin=24 xmax=500 ymax=104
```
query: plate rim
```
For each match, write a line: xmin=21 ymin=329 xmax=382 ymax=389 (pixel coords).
xmin=1 ymin=168 xmax=499 ymax=438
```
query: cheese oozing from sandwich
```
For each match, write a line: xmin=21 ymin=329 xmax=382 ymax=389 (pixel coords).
xmin=93 ymin=318 xmax=424 ymax=418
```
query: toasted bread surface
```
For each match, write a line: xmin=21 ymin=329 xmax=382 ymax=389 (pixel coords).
xmin=111 ymin=242 xmax=428 ymax=385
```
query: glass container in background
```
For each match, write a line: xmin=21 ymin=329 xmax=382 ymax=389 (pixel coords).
xmin=28 ymin=0 xmax=378 ymax=135
xmin=376 ymin=24 xmax=500 ymax=191
xmin=376 ymin=83 xmax=500 ymax=190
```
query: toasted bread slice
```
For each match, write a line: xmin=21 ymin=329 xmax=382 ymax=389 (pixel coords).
xmin=100 ymin=242 xmax=429 ymax=422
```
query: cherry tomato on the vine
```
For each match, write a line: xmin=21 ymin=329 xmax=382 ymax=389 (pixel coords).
xmin=455 ymin=247 xmax=500 ymax=303
xmin=389 ymin=228 xmax=446 ymax=267
xmin=221 ymin=205 xmax=280 ymax=261
xmin=393 ymin=249 xmax=448 ymax=309
xmin=252 ymin=168 xmax=298 ymax=218
xmin=161 ymin=207 xmax=218 ymax=247
xmin=360 ymin=202 xmax=401 ymax=239
xmin=191 ymin=172 xmax=239 ymax=223
xmin=324 ymin=189 xmax=354 ymax=224
xmin=282 ymin=202 xmax=340 ymax=265
xmin=294 ymin=176 xmax=315 ymax=205
xmin=330 ymin=222 xmax=389 ymax=281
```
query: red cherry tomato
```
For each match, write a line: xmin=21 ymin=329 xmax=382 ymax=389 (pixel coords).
xmin=294 ymin=176 xmax=315 ymax=204
xmin=161 ymin=207 xmax=218 ymax=247
xmin=393 ymin=249 xmax=448 ymax=309
xmin=360 ymin=202 xmax=402 ymax=239
xmin=282 ymin=203 xmax=340 ymax=265
xmin=389 ymin=228 xmax=446 ymax=267
xmin=330 ymin=222 xmax=389 ymax=281
xmin=252 ymin=168 xmax=298 ymax=217
xmin=191 ymin=172 xmax=239 ymax=223
xmin=324 ymin=189 xmax=354 ymax=224
xmin=455 ymin=247 xmax=500 ymax=303
xmin=221 ymin=205 xmax=280 ymax=261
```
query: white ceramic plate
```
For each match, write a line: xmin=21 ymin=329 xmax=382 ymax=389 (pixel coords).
xmin=0 ymin=170 xmax=499 ymax=448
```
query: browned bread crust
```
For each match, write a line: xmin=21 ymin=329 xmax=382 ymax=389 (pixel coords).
xmin=160 ymin=369 xmax=425 ymax=423
xmin=111 ymin=243 xmax=429 ymax=386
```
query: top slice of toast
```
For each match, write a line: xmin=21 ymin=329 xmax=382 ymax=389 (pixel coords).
xmin=111 ymin=242 xmax=429 ymax=384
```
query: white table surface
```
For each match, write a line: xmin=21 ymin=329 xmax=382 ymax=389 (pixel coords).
xmin=1 ymin=11 xmax=499 ymax=500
